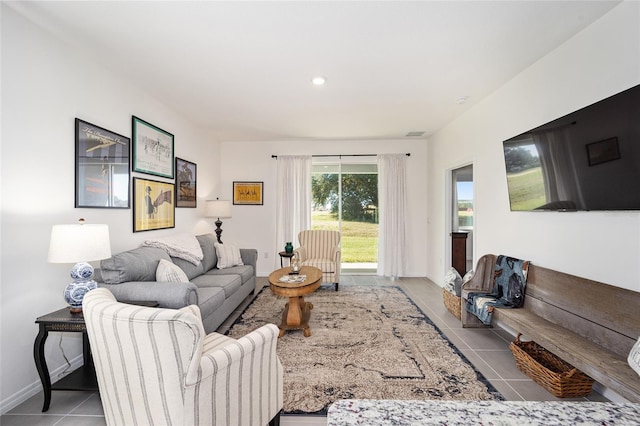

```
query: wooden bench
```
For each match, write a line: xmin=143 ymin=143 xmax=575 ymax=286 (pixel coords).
xmin=461 ymin=254 xmax=640 ymax=403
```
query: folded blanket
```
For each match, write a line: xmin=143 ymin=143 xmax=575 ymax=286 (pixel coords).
xmin=465 ymin=255 xmax=529 ymax=325
xmin=142 ymin=234 xmax=204 ymax=265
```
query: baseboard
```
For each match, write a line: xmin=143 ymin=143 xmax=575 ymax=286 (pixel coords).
xmin=0 ymin=354 xmax=84 ymax=415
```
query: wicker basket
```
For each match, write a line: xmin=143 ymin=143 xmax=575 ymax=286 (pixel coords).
xmin=509 ymin=333 xmax=594 ymax=398
xmin=442 ymin=289 xmax=461 ymax=320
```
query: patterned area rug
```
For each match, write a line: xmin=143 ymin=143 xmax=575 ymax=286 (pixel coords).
xmin=226 ymin=285 xmax=503 ymax=415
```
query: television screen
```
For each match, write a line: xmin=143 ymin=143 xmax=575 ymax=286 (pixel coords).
xmin=503 ymin=84 xmax=640 ymax=211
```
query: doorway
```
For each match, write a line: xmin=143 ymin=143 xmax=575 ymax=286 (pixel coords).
xmin=311 ymin=160 xmax=378 ymax=274
xmin=451 ymin=164 xmax=474 ymax=274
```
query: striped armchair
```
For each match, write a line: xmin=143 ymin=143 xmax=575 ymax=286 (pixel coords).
xmin=83 ymin=288 xmax=283 ymax=426
xmin=295 ymin=230 xmax=341 ymax=291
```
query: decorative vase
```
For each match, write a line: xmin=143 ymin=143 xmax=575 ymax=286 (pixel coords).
xmin=284 ymin=242 xmax=293 ymax=254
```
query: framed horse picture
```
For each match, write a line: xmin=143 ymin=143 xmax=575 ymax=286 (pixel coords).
xmin=133 ymin=177 xmax=175 ymax=232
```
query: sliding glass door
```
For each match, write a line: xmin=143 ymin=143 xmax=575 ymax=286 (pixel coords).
xmin=311 ymin=160 xmax=378 ymax=272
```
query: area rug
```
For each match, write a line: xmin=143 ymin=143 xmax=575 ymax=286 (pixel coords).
xmin=226 ymin=285 xmax=503 ymax=415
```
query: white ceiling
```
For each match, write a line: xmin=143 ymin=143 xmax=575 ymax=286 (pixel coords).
xmin=9 ymin=1 xmax=620 ymax=142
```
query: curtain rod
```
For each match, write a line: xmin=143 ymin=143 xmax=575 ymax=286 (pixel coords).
xmin=271 ymin=153 xmax=410 ymax=159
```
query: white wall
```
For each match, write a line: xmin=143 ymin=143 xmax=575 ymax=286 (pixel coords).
xmin=426 ymin=1 xmax=640 ymax=291
xmin=0 ymin=5 xmax=221 ymax=412
xmin=219 ymin=139 xmax=428 ymax=277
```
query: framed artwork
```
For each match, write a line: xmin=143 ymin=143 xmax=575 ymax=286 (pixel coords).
xmin=132 ymin=116 xmax=174 ymax=178
xmin=586 ymin=137 xmax=620 ymax=166
xmin=133 ymin=177 xmax=175 ymax=232
xmin=175 ymin=157 xmax=197 ymax=208
xmin=75 ymin=118 xmax=130 ymax=208
xmin=233 ymin=181 xmax=263 ymax=205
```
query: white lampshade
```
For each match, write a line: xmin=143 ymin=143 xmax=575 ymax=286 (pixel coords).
xmin=205 ymin=199 xmax=232 ymax=219
xmin=48 ymin=221 xmax=111 ymax=264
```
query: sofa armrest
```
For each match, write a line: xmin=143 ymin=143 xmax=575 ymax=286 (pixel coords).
xmin=239 ymin=248 xmax=257 ymax=275
xmin=98 ymin=281 xmax=198 ymax=309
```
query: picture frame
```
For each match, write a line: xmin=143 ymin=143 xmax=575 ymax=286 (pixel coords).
xmin=233 ymin=181 xmax=264 ymax=205
xmin=175 ymin=157 xmax=197 ymax=208
xmin=133 ymin=177 xmax=175 ymax=232
xmin=586 ymin=137 xmax=621 ymax=166
xmin=132 ymin=116 xmax=174 ymax=178
xmin=75 ymin=118 xmax=130 ymax=208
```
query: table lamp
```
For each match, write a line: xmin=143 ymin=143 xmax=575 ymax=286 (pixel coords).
xmin=205 ymin=198 xmax=232 ymax=243
xmin=48 ymin=218 xmax=111 ymax=313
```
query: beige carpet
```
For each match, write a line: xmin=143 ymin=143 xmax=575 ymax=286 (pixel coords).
xmin=226 ymin=285 xmax=503 ymax=415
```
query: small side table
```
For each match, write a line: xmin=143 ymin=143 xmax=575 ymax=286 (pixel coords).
xmin=34 ymin=301 xmax=158 ymax=412
xmin=278 ymin=251 xmax=295 ymax=267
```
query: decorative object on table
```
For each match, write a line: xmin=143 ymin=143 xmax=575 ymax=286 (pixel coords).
xmin=227 ymin=285 xmax=502 ymax=415
xmin=290 ymin=255 xmax=301 ymax=274
xmin=205 ymin=198 xmax=232 ymax=243
xmin=284 ymin=242 xmax=293 ymax=254
xmin=232 ymin=181 xmax=263 ymax=205
xmin=133 ymin=177 xmax=175 ymax=232
xmin=510 ymin=333 xmax=594 ymax=398
xmin=47 ymin=218 xmax=111 ymax=313
xmin=132 ymin=116 xmax=174 ymax=178
xmin=75 ymin=118 xmax=130 ymax=209
xmin=175 ymin=157 xmax=196 ymax=208
xmin=278 ymin=274 xmax=306 ymax=283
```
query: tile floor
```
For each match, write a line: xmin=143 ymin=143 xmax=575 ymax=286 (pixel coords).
xmin=1 ymin=276 xmax=608 ymax=425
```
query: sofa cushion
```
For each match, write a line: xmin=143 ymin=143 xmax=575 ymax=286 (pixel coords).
xmin=170 ymin=256 xmax=205 ymax=280
xmin=214 ymin=242 xmax=244 ymax=269
xmin=100 ymin=247 xmax=172 ymax=284
xmin=195 ymin=286 xmax=226 ymax=315
xmin=196 ymin=234 xmax=218 ymax=272
xmin=191 ymin=274 xmax=242 ymax=299
xmin=156 ymin=259 xmax=189 ymax=283
xmin=205 ymin=265 xmax=254 ymax=284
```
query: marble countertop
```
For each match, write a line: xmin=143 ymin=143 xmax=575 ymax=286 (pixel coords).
xmin=327 ymin=399 xmax=640 ymax=425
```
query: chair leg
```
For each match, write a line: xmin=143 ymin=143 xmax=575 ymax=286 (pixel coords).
xmin=334 ymin=282 xmax=339 ymax=291
xmin=268 ymin=410 xmax=281 ymax=426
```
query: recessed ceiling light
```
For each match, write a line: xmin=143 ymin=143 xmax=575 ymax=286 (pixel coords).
xmin=311 ymin=76 xmax=327 ymax=86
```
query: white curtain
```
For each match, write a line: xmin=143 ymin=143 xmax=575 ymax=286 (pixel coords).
xmin=377 ymin=154 xmax=408 ymax=278
xmin=276 ymin=155 xmax=312 ymax=267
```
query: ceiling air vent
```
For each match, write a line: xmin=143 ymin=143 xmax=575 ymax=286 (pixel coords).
xmin=406 ymin=131 xmax=425 ymax=137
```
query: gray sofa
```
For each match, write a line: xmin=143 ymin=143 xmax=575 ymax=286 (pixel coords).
xmin=94 ymin=233 xmax=257 ymax=333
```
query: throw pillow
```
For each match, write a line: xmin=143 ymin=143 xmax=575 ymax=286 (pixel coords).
xmin=629 ymin=337 xmax=640 ymax=377
xmin=214 ymin=242 xmax=244 ymax=269
xmin=156 ymin=259 xmax=189 ymax=283
xmin=443 ymin=267 xmax=462 ymax=295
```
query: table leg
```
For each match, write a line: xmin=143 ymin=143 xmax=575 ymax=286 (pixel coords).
xmin=286 ymin=296 xmax=303 ymax=326
xmin=33 ymin=326 xmax=51 ymax=412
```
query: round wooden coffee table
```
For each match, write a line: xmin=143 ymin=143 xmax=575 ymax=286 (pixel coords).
xmin=268 ymin=265 xmax=322 ymax=337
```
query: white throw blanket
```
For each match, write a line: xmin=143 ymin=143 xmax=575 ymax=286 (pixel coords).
xmin=142 ymin=234 xmax=204 ymax=265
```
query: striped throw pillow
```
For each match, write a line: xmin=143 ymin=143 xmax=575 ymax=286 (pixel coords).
xmin=156 ymin=259 xmax=189 ymax=282
xmin=214 ymin=242 xmax=244 ymax=269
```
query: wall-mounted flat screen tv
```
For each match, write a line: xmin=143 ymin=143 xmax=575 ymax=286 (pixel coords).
xmin=503 ymin=84 xmax=640 ymax=211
